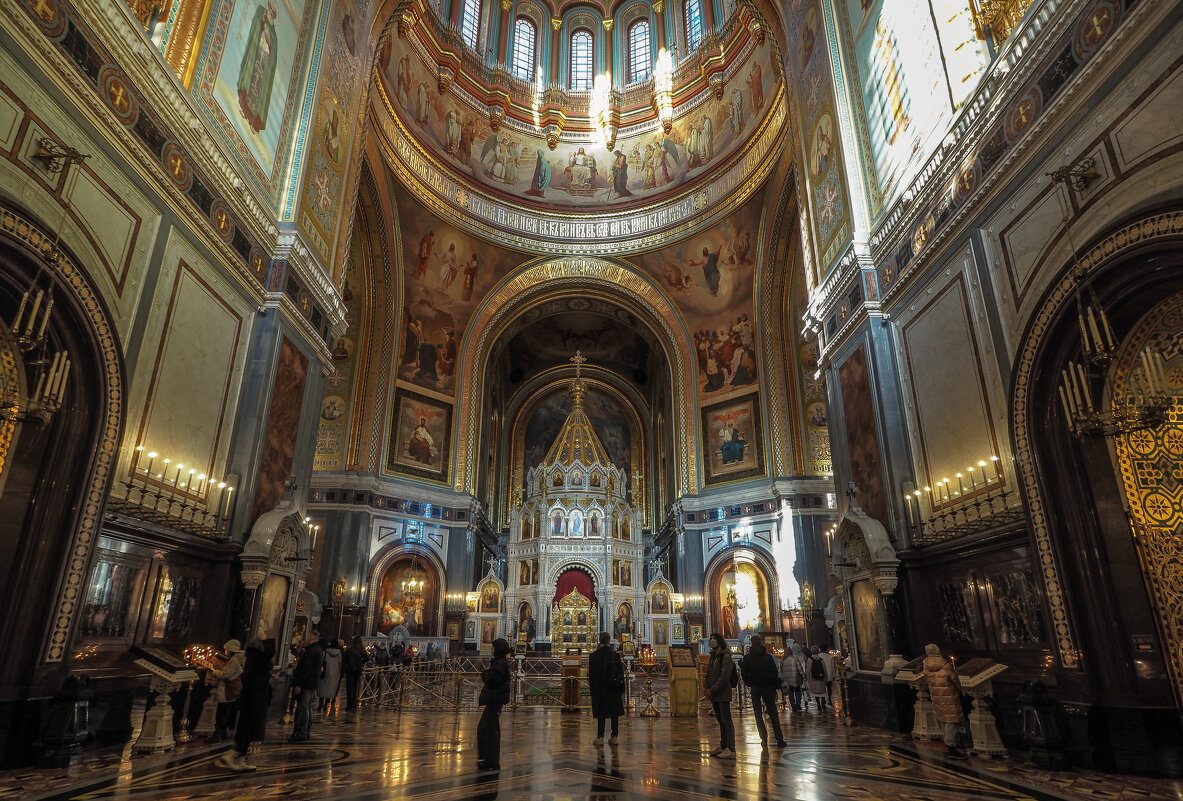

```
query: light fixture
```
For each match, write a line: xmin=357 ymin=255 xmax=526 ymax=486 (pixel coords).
xmin=1049 ymin=163 xmax=1172 ymax=439
xmin=2 ymin=139 xmax=87 ymax=425
xmin=400 ymin=556 xmax=426 ymax=603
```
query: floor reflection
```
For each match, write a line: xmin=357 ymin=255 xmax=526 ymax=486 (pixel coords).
xmin=4 ymin=704 xmax=1183 ymax=800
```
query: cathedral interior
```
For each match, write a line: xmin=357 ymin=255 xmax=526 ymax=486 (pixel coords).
xmin=1 ymin=0 xmax=1183 ymax=795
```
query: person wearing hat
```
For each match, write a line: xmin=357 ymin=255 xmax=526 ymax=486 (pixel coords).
xmin=477 ymin=638 xmax=512 ymax=770
xmin=219 ymin=637 xmax=276 ymax=772
xmin=921 ymin=643 xmax=969 ymax=760
xmin=207 ymin=639 xmax=245 ymax=743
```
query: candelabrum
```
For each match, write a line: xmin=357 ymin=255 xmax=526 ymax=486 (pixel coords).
xmin=639 ymin=677 xmax=659 ymax=717
xmin=902 ymin=456 xmax=1025 ymax=545
xmin=109 ymin=444 xmax=236 ymax=538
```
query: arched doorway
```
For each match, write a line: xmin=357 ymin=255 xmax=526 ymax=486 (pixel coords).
xmin=705 ymin=550 xmax=778 ymax=639
xmin=371 ymin=551 xmax=443 ymax=636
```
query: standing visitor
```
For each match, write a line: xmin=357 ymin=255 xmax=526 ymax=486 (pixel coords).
xmin=704 ymin=633 xmax=736 ymax=759
xmin=740 ymin=635 xmax=786 ymax=749
xmin=818 ymin=647 xmax=836 ymax=707
xmin=921 ymin=644 xmax=969 ymax=760
xmin=317 ymin=637 xmax=343 ymax=713
xmin=477 ymin=638 xmax=512 ymax=770
xmin=206 ymin=639 xmax=245 ymax=743
xmin=289 ymin=630 xmax=324 ymax=742
xmin=218 ymin=638 xmax=275 ymax=772
xmin=805 ymin=646 xmax=827 ymax=713
xmin=779 ymin=644 xmax=805 ymax=712
xmin=344 ymin=635 xmax=366 ymax=710
xmin=588 ymin=632 xmax=625 ymax=745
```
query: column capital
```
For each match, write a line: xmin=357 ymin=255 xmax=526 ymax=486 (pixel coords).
xmin=551 ymin=17 xmax=562 ymax=30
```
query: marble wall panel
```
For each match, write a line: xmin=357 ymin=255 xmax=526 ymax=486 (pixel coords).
xmin=1112 ymin=67 xmax=1183 ymax=171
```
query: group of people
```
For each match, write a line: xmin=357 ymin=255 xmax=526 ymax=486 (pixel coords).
xmin=287 ymin=631 xmax=370 ymax=744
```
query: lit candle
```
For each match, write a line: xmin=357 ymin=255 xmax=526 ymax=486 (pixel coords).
xmin=212 ymin=481 xmax=226 ymax=526
xmin=195 ymin=473 xmax=207 ymax=497
xmin=903 ymin=494 xmax=915 ymax=527
xmin=173 ymin=464 xmax=184 ymax=487
xmin=967 ymin=468 xmax=977 ymax=491
xmin=184 ymin=469 xmax=196 ymax=493
xmin=978 ymin=460 xmax=989 ymax=487
xmin=924 ymin=485 xmax=934 ymax=509
xmin=956 ymin=473 xmax=965 ymax=495
xmin=222 ymin=486 xmax=234 ymax=529
xmin=991 ymin=455 xmax=1001 ymax=481
xmin=145 ymin=452 xmax=157 ymax=478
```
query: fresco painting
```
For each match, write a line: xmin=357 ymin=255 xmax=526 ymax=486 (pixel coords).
xmin=211 ymin=0 xmax=311 ymax=174
xmin=395 ymin=192 xmax=520 ymax=395
xmin=387 ymin=388 xmax=452 ymax=482
xmin=506 ymin=310 xmax=650 ymax=382
xmin=378 ymin=35 xmax=781 ymax=208
xmin=632 ymin=190 xmax=763 ymax=399
xmin=701 ymin=392 xmax=764 ymax=484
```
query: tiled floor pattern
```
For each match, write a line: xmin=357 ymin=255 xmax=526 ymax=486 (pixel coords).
xmin=3 ymin=705 xmax=1182 ymax=801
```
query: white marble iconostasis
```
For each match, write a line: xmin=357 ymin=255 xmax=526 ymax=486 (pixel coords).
xmin=469 ymin=572 xmax=505 ymax=654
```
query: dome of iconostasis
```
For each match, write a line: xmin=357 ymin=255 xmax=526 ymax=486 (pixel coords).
xmin=370 ymin=0 xmax=788 ymax=255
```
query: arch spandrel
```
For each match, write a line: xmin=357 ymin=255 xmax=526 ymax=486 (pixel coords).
xmin=455 ymin=256 xmax=700 ymax=497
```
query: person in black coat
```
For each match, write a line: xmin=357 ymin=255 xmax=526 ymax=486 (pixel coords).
xmin=218 ymin=638 xmax=275 ymax=772
xmin=477 ymin=638 xmax=512 ymax=770
xmin=344 ymin=635 xmax=366 ymax=711
xmin=740 ymin=635 xmax=786 ymax=748
xmin=289 ymin=630 xmax=324 ymax=742
xmin=588 ymin=632 xmax=625 ymax=745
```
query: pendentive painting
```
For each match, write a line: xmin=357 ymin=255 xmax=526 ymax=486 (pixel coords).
xmin=701 ymin=393 xmax=765 ymax=485
xmin=395 ymin=191 xmax=518 ymax=395
xmin=200 ymin=0 xmax=316 ymax=196
xmin=387 ymin=388 xmax=452 ymax=483
xmin=632 ymin=189 xmax=763 ymax=401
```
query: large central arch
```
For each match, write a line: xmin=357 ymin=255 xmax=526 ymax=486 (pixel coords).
xmin=454 ymin=257 xmax=699 ymax=498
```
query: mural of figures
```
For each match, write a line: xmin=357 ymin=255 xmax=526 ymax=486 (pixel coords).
xmin=633 ymin=190 xmax=763 ymax=399
xmin=376 ymin=559 xmax=438 ymax=636
xmin=651 ymin=585 xmax=670 ymax=613
xmin=481 ymin=582 xmax=500 ymax=612
xmin=378 ymin=33 xmax=781 ymax=208
xmin=702 ymin=393 xmax=765 ymax=484
xmin=387 ymin=388 xmax=452 ymax=482
xmin=712 ymin=561 xmax=772 ymax=638
xmin=395 ymin=193 xmax=518 ymax=395
xmin=209 ymin=0 xmax=312 ymax=174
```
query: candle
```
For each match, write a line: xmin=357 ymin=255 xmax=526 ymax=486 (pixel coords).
xmin=31 ymin=370 xmax=46 ymax=403
xmin=173 ymin=465 xmax=184 ymax=488
xmin=967 ymin=468 xmax=977 ymax=491
xmin=1087 ymin=307 xmax=1103 ymax=352
xmin=903 ymin=494 xmax=915 ymax=527
xmin=991 ymin=455 xmax=1001 ymax=481
xmin=37 ymin=294 xmax=53 ymax=338
xmin=56 ymin=358 xmax=70 ymax=400
xmin=1063 ymin=368 xmax=1079 ymax=413
xmin=924 ymin=485 xmax=934 ymax=509
xmin=1076 ymin=362 xmax=1093 ymax=411
xmin=1101 ymin=309 xmax=1115 ymax=349
xmin=146 ymin=452 xmax=157 ymax=478
xmin=978 ymin=460 xmax=989 ymax=487
xmin=212 ymin=481 xmax=226 ymax=526
xmin=222 ymin=486 xmax=234 ymax=530
xmin=12 ymin=291 xmax=28 ymax=331
xmin=44 ymin=352 xmax=61 ymax=400
xmin=956 ymin=473 xmax=965 ymax=495
xmin=184 ymin=469 xmax=195 ymax=493
xmin=25 ymin=290 xmax=43 ymax=336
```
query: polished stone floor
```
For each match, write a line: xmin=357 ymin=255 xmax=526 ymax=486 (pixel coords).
xmin=4 ymin=704 xmax=1183 ymax=801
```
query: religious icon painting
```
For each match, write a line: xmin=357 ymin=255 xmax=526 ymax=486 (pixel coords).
xmin=386 ymin=387 xmax=451 ymax=483
xmin=690 ymin=624 xmax=703 ymax=645
xmin=446 ymin=621 xmax=460 ymax=641
xmin=481 ymin=619 xmax=498 ymax=644
xmin=465 ymin=620 xmax=476 ymax=640
xmin=480 ymin=582 xmax=500 ymax=613
xmin=673 ymin=623 xmax=684 ymax=642
xmin=701 ymin=393 xmax=765 ymax=485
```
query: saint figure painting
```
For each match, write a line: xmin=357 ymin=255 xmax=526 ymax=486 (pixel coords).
xmin=238 ymin=3 xmax=279 ymax=133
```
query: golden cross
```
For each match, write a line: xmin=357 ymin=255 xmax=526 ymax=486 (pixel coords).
xmin=1087 ymin=9 xmax=1110 ymax=40
xmin=216 ymin=210 xmax=228 ymax=230
xmin=109 ymin=84 xmax=127 ymax=112
xmin=31 ymin=0 xmax=54 ymax=22
xmin=170 ymin=155 xmax=185 ymax=178
xmin=1015 ymin=101 xmax=1032 ymax=127
xmin=570 ymin=350 xmax=586 ymax=377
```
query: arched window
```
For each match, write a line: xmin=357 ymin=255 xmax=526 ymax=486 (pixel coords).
xmin=460 ymin=0 xmax=480 ymax=50
xmin=628 ymin=19 xmax=651 ymax=82
xmin=685 ymin=0 xmax=703 ymax=51
xmin=512 ymin=17 xmax=536 ymax=81
xmin=569 ymin=28 xmax=593 ymax=91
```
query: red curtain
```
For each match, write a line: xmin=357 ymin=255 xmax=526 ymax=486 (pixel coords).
xmin=554 ymin=567 xmax=595 ymax=603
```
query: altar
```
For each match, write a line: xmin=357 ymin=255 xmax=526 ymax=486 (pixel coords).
xmin=552 ymin=588 xmax=597 ymax=648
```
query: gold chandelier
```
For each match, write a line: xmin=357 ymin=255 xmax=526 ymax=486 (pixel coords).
xmin=1 ymin=139 xmax=87 ymax=425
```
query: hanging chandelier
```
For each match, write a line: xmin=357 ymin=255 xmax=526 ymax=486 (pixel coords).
xmin=1050 ymin=161 xmax=1172 ymax=439
xmin=400 ymin=557 xmax=426 ymax=602
xmin=1 ymin=139 xmax=86 ymax=425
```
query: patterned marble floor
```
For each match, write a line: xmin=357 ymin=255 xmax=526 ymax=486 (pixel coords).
xmin=3 ymin=705 xmax=1183 ymax=801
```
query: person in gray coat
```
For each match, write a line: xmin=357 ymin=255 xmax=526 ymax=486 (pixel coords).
xmin=703 ymin=632 xmax=736 ymax=759
xmin=317 ymin=638 xmax=343 ymax=713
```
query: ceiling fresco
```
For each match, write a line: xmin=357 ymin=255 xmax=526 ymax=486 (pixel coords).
xmin=376 ymin=34 xmax=782 ymax=211
xmin=504 ymin=306 xmax=653 ymax=386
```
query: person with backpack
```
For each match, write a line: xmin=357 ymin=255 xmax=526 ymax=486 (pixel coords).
xmin=740 ymin=635 xmax=786 ymax=749
xmin=477 ymin=638 xmax=512 ymax=770
xmin=703 ymin=632 xmax=737 ymax=759
xmin=588 ymin=631 xmax=626 ymax=745
xmin=805 ymin=646 xmax=827 ymax=712
xmin=779 ymin=643 xmax=805 ymax=712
